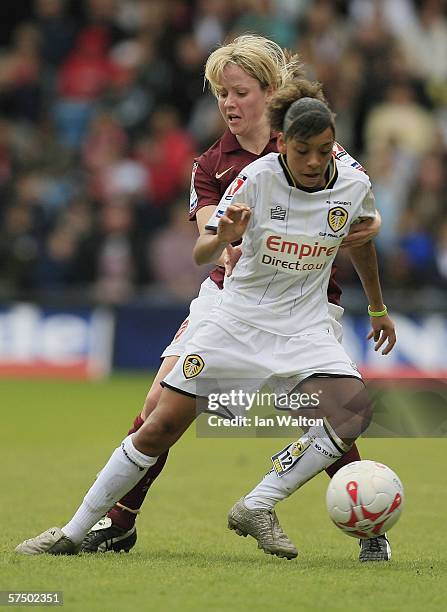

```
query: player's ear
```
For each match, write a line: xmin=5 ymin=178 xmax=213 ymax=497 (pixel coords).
xmin=276 ymin=132 xmax=287 ymax=154
xmin=265 ymin=85 xmax=274 ymax=101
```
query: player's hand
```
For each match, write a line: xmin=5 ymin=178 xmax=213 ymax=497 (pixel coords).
xmin=224 ymin=244 xmax=242 ymax=277
xmin=217 ymin=204 xmax=251 ymax=245
xmin=340 ymin=213 xmax=381 ymax=249
xmin=367 ymin=314 xmax=396 ymax=355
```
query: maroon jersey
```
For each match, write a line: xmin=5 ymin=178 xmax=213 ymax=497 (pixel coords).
xmin=189 ymin=128 xmax=342 ymax=305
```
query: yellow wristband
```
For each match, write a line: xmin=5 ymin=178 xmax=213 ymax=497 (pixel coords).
xmin=368 ymin=304 xmax=388 ymax=317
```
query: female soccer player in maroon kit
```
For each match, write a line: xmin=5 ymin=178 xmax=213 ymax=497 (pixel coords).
xmin=17 ymin=36 xmax=387 ymax=562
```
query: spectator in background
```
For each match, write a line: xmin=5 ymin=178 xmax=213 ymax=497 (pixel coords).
xmin=348 ymin=0 xmax=419 ymax=42
xmin=345 ymin=5 xmax=412 ymax=153
xmin=365 ymin=144 xmax=416 ymax=254
xmin=81 ymin=110 xmax=149 ymax=203
xmin=81 ymin=111 xmax=129 ymax=174
xmin=232 ymin=0 xmax=297 ymax=48
xmin=81 ymin=0 xmax=128 ymax=46
xmin=170 ymin=34 xmax=207 ymax=124
xmin=62 ymin=196 xmax=95 ymax=240
xmin=0 ymin=204 xmax=40 ymax=297
xmin=0 ymin=0 xmax=446 ymax=303
xmin=104 ymin=35 xmax=173 ymax=134
xmin=0 ymin=23 xmax=42 ymax=122
xmin=391 ymin=213 xmax=440 ymax=288
xmin=52 ymin=26 xmax=117 ymax=149
xmin=34 ymin=0 xmax=77 ymax=69
xmin=35 ymin=223 xmax=78 ymax=293
xmin=72 ymin=194 xmax=148 ymax=304
xmin=136 ymin=106 xmax=196 ymax=207
xmin=193 ymin=0 xmax=232 ymax=54
xmin=399 ymin=0 xmax=447 ymax=82
xmin=148 ymin=198 xmax=210 ymax=302
xmin=295 ymin=0 xmax=351 ymax=84
xmin=364 ymin=80 xmax=438 ymax=157
xmin=405 ymin=151 xmax=446 ymax=235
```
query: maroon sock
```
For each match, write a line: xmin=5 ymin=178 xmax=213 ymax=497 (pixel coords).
xmin=106 ymin=413 xmax=169 ymax=531
xmin=127 ymin=414 xmax=144 ymax=435
xmin=325 ymin=442 xmax=361 ymax=478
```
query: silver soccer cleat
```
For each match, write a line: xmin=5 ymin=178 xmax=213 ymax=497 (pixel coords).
xmin=228 ymin=497 xmax=298 ymax=559
xmin=15 ymin=527 xmax=78 ymax=556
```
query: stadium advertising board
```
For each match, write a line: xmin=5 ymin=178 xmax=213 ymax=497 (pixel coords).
xmin=0 ymin=304 xmax=114 ymax=379
xmin=341 ymin=313 xmax=447 ymax=378
xmin=0 ymin=304 xmax=445 ymax=378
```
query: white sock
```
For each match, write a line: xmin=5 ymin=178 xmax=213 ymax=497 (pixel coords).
xmin=62 ymin=435 xmax=158 ymax=544
xmin=244 ymin=424 xmax=349 ymax=510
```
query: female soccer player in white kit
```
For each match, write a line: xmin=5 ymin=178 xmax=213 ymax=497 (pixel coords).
xmin=78 ymin=35 xmax=382 ymax=559
xmin=16 ymin=85 xmax=395 ymax=560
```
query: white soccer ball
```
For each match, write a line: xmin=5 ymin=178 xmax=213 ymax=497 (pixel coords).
xmin=326 ymin=460 xmax=404 ymax=539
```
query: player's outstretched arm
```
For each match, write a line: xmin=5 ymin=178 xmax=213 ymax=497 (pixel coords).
xmin=348 ymin=240 xmax=396 ymax=355
xmin=193 ymin=204 xmax=251 ymax=265
xmin=196 ymin=205 xmax=228 ymax=267
xmin=340 ymin=210 xmax=382 ymax=249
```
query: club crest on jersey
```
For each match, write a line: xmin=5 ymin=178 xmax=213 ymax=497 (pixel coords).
xmin=270 ymin=205 xmax=287 ymax=221
xmin=328 ymin=207 xmax=348 ymax=232
xmin=183 ymin=354 xmax=204 ymax=379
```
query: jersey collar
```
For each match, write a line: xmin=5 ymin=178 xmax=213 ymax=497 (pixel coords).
xmin=221 ymin=128 xmax=277 ymax=153
xmin=279 ymin=154 xmax=338 ymax=192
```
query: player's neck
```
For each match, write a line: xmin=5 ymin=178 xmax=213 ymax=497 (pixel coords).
xmin=236 ymin=124 xmax=272 ymax=155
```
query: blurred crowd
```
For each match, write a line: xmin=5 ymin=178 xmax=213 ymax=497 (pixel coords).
xmin=0 ymin=0 xmax=446 ymax=305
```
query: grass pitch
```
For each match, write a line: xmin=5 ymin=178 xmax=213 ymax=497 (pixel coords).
xmin=1 ymin=375 xmax=445 ymax=612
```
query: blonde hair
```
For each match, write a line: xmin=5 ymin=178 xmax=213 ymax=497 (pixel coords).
xmin=205 ymin=34 xmax=303 ymax=97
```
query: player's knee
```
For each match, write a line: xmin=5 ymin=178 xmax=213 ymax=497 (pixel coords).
xmin=348 ymin=395 xmax=373 ymax=438
xmin=335 ymin=388 xmax=372 ymax=442
xmin=358 ymin=393 xmax=373 ymax=433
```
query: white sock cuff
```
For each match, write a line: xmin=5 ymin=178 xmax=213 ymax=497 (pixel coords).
xmin=322 ymin=417 xmax=351 ymax=453
xmin=121 ymin=435 xmax=158 ymax=470
xmin=310 ymin=431 xmax=342 ymax=461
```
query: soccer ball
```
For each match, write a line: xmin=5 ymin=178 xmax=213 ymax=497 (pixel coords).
xmin=326 ymin=460 xmax=404 ymax=539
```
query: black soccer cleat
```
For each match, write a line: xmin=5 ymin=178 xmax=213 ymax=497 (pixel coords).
xmin=359 ymin=534 xmax=391 ymax=562
xmin=80 ymin=517 xmax=137 ymax=553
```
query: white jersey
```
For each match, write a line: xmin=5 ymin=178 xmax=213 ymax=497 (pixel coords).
xmin=206 ymin=153 xmax=376 ymax=336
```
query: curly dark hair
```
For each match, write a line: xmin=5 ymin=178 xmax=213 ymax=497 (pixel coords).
xmin=268 ymin=80 xmax=329 ymax=134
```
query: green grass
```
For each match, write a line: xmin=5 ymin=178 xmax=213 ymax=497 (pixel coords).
xmin=1 ymin=375 xmax=445 ymax=611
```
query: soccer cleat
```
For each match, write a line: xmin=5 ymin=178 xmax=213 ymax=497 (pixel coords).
xmin=359 ymin=534 xmax=391 ymax=562
xmin=228 ymin=497 xmax=298 ymax=559
xmin=80 ymin=517 xmax=137 ymax=553
xmin=15 ymin=527 xmax=78 ymax=556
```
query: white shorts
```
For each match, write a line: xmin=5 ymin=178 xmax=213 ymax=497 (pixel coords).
xmin=161 ymin=277 xmax=221 ymax=358
xmin=162 ymin=314 xmax=361 ymax=417
xmin=161 ymin=278 xmax=344 ymax=358
xmin=328 ymin=302 xmax=344 ymax=342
